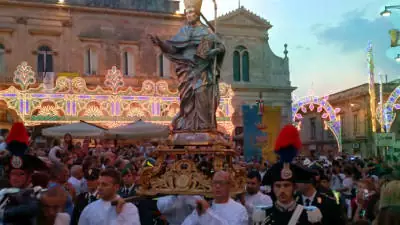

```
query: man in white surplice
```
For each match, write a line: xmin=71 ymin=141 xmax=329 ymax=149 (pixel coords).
xmin=157 ymin=195 xmax=202 ymax=225
xmin=238 ymin=171 xmax=273 ymax=225
xmin=78 ymin=168 xmax=141 ymax=225
xmin=182 ymin=171 xmax=248 ymax=225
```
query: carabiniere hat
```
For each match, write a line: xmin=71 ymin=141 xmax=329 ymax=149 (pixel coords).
xmin=263 ymin=125 xmax=315 ymax=185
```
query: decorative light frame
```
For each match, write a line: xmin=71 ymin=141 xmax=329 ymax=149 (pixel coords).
xmin=0 ymin=62 xmax=235 ymax=133
xmin=381 ymin=86 xmax=400 ymax=131
xmin=292 ymin=95 xmax=342 ymax=152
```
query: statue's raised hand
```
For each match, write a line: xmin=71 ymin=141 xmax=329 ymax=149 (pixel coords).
xmin=148 ymin=34 xmax=161 ymax=47
xmin=206 ymin=48 xmax=221 ymax=59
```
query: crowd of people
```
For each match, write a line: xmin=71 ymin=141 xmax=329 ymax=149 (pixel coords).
xmin=0 ymin=122 xmax=399 ymax=225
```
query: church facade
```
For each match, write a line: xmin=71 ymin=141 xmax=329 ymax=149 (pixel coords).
xmin=215 ymin=7 xmax=294 ymax=132
xmin=0 ymin=0 xmax=294 ymax=133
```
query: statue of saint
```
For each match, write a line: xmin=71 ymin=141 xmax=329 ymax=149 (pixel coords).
xmin=149 ymin=0 xmax=225 ymax=132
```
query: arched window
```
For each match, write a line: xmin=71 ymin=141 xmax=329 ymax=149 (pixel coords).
xmin=158 ymin=54 xmax=164 ymax=77
xmin=0 ymin=44 xmax=4 ymax=73
xmin=157 ymin=54 xmax=171 ymax=78
xmin=84 ymin=48 xmax=98 ymax=75
xmin=242 ymin=51 xmax=249 ymax=82
xmin=122 ymin=51 xmax=135 ymax=76
xmin=232 ymin=46 xmax=250 ymax=82
xmin=37 ymin=45 xmax=53 ymax=73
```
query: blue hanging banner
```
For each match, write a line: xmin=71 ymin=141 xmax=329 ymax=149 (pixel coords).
xmin=242 ymin=105 xmax=265 ymax=162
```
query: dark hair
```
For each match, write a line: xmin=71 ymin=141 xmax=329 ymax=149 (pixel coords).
xmin=82 ymin=156 xmax=98 ymax=173
xmin=114 ymin=159 xmax=124 ymax=169
xmin=100 ymin=168 xmax=121 ymax=185
xmin=49 ymin=163 xmax=66 ymax=180
xmin=344 ymin=166 xmax=353 ymax=175
xmin=53 ymin=139 xmax=60 ymax=147
xmin=32 ymin=172 xmax=49 ymax=188
xmin=247 ymin=170 xmax=261 ymax=182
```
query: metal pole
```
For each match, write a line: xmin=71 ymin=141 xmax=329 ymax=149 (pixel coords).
xmin=380 ymin=73 xmax=385 ymax=133
xmin=211 ymin=0 xmax=218 ymax=130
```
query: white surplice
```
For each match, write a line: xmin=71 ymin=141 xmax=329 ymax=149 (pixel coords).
xmin=182 ymin=198 xmax=248 ymax=225
xmin=244 ymin=192 xmax=273 ymax=225
xmin=54 ymin=213 xmax=70 ymax=225
xmin=157 ymin=195 xmax=202 ymax=225
xmin=78 ymin=199 xmax=141 ymax=225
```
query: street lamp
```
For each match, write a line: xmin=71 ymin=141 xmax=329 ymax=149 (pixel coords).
xmin=380 ymin=5 xmax=400 ymax=17
xmin=396 ymin=54 xmax=400 ymax=62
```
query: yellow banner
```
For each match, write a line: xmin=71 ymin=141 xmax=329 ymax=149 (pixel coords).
xmin=261 ymin=106 xmax=281 ymax=164
xmin=57 ymin=72 xmax=80 ymax=77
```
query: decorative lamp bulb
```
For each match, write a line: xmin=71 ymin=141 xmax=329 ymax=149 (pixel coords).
xmin=396 ymin=54 xmax=400 ymax=62
xmin=381 ymin=7 xmax=391 ymax=17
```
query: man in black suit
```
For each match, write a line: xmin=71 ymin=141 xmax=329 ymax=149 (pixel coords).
xmin=71 ymin=168 xmax=100 ymax=225
xmin=296 ymin=169 xmax=346 ymax=225
xmin=118 ymin=165 xmax=162 ymax=225
xmin=118 ymin=166 xmax=137 ymax=198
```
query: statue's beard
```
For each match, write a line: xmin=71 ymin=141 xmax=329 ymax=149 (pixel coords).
xmin=188 ymin=16 xmax=200 ymax=25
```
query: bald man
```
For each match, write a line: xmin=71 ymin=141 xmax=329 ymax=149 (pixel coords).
xmin=68 ymin=165 xmax=84 ymax=195
xmin=182 ymin=171 xmax=248 ymax=225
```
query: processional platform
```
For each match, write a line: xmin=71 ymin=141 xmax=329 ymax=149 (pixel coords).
xmin=136 ymin=130 xmax=246 ymax=197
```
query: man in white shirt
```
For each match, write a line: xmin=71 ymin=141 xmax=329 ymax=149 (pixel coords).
xmin=68 ymin=165 xmax=84 ymax=195
xmin=239 ymin=171 xmax=272 ymax=225
xmin=182 ymin=171 xmax=248 ymax=225
xmin=330 ymin=162 xmax=344 ymax=191
xmin=78 ymin=168 xmax=141 ymax=225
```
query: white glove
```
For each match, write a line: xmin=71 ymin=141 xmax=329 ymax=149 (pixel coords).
xmin=31 ymin=186 xmax=47 ymax=200
xmin=306 ymin=207 xmax=323 ymax=223
xmin=252 ymin=207 xmax=266 ymax=224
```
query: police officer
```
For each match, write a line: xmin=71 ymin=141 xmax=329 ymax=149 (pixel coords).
xmin=71 ymin=168 xmax=100 ymax=225
xmin=0 ymin=122 xmax=48 ymax=225
xmin=118 ymin=166 xmax=137 ymax=198
xmin=260 ymin=125 xmax=323 ymax=225
xmin=296 ymin=169 xmax=346 ymax=225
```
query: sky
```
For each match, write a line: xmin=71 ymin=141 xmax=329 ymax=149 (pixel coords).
xmin=180 ymin=0 xmax=400 ymax=97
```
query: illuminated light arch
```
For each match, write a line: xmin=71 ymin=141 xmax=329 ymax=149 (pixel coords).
xmin=0 ymin=62 xmax=234 ymax=133
xmin=381 ymin=86 xmax=400 ymax=131
xmin=292 ymin=95 xmax=342 ymax=152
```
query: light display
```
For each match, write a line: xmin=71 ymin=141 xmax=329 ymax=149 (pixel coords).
xmin=292 ymin=95 xmax=342 ymax=152
xmin=0 ymin=62 xmax=235 ymax=133
xmin=104 ymin=66 xmax=124 ymax=93
xmin=13 ymin=61 xmax=36 ymax=90
xmin=367 ymin=42 xmax=377 ymax=132
xmin=380 ymin=86 xmax=400 ymax=131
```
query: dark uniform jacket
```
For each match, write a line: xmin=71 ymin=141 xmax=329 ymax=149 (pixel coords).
xmin=71 ymin=192 xmax=99 ymax=225
xmin=263 ymin=203 xmax=314 ymax=225
xmin=296 ymin=192 xmax=346 ymax=225
xmin=1 ymin=190 xmax=41 ymax=225
xmin=118 ymin=184 xmax=136 ymax=199
xmin=118 ymin=185 xmax=162 ymax=225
